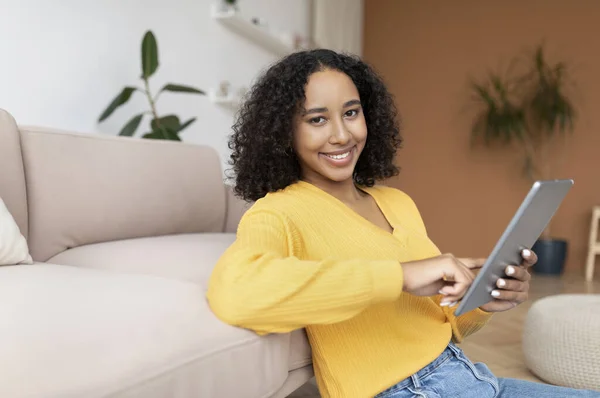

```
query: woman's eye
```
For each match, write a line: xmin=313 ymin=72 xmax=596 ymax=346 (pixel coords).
xmin=345 ymin=109 xmax=359 ymax=118
xmin=310 ymin=116 xmax=326 ymax=125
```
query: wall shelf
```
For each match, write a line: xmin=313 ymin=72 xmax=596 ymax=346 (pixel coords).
xmin=210 ymin=4 xmax=297 ymax=57
xmin=208 ymin=89 xmax=241 ymax=109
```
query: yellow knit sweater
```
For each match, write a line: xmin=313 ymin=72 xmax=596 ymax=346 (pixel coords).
xmin=207 ymin=181 xmax=492 ymax=398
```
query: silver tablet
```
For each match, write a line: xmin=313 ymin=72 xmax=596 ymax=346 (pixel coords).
xmin=454 ymin=179 xmax=574 ymax=316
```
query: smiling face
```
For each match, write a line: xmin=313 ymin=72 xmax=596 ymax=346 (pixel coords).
xmin=292 ymin=68 xmax=367 ymax=188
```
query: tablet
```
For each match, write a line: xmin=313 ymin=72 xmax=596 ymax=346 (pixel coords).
xmin=454 ymin=179 xmax=574 ymax=316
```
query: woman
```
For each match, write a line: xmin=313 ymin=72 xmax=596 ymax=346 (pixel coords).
xmin=207 ymin=49 xmax=598 ymax=398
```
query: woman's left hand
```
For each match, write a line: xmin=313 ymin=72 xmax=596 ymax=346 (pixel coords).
xmin=478 ymin=249 xmax=538 ymax=313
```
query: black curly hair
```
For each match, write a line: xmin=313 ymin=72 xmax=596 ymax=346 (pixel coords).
xmin=227 ymin=49 xmax=402 ymax=202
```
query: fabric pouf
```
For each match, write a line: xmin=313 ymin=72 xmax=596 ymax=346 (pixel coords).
xmin=522 ymin=294 xmax=600 ymax=391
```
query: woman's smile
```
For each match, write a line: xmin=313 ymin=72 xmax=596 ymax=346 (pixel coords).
xmin=319 ymin=145 xmax=357 ymax=168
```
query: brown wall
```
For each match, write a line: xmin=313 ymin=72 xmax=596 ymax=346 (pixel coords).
xmin=363 ymin=0 xmax=600 ymax=271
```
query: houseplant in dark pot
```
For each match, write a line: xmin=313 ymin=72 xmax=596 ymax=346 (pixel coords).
xmin=469 ymin=44 xmax=577 ymax=275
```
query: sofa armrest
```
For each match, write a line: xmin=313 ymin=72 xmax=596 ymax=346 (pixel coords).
xmin=19 ymin=126 xmax=227 ymax=261
xmin=223 ymin=185 xmax=252 ymax=233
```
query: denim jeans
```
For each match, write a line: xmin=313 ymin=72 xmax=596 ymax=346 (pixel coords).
xmin=374 ymin=343 xmax=600 ymax=398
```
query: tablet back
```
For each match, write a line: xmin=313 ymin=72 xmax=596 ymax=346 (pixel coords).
xmin=454 ymin=179 xmax=574 ymax=316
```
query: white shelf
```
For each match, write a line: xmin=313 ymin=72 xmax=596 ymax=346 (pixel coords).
xmin=208 ymin=90 xmax=241 ymax=109
xmin=211 ymin=4 xmax=297 ymax=57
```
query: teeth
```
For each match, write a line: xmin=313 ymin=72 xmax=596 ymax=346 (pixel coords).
xmin=326 ymin=151 xmax=350 ymax=160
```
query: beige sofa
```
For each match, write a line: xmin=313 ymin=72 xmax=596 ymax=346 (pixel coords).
xmin=0 ymin=109 xmax=313 ymax=398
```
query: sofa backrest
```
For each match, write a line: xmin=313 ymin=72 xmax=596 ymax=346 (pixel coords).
xmin=0 ymin=109 xmax=29 ymax=239
xmin=19 ymin=125 xmax=229 ymax=261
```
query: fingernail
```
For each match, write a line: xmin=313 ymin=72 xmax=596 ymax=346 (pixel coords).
xmin=440 ymin=301 xmax=457 ymax=307
xmin=497 ymin=279 xmax=506 ymax=287
xmin=438 ymin=290 xmax=448 ymax=296
xmin=522 ymin=249 xmax=531 ymax=258
xmin=491 ymin=290 xmax=500 ymax=298
xmin=506 ymin=266 xmax=515 ymax=276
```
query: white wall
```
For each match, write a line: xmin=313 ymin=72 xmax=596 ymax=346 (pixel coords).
xmin=0 ymin=0 xmax=311 ymax=175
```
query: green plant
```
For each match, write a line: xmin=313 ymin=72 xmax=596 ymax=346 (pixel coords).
xmin=470 ymin=44 xmax=576 ymax=181
xmin=469 ymin=44 xmax=577 ymax=238
xmin=98 ymin=30 xmax=205 ymax=141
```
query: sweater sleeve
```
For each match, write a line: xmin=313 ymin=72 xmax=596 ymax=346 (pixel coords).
xmin=206 ymin=208 xmax=404 ymax=335
xmin=451 ymin=307 xmax=493 ymax=342
xmin=430 ymin=295 xmax=493 ymax=342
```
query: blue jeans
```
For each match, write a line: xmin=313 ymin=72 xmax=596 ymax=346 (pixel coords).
xmin=374 ymin=343 xmax=600 ymax=398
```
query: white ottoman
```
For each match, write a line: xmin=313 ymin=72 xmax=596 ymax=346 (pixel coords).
xmin=523 ymin=294 xmax=600 ymax=391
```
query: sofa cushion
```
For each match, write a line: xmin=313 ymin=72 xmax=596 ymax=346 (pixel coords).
xmin=0 ymin=109 xmax=28 ymax=238
xmin=0 ymin=264 xmax=291 ymax=398
xmin=48 ymin=233 xmax=314 ymax=374
xmin=289 ymin=329 xmax=312 ymax=371
xmin=0 ymin=197 xmax=32 ymax=265
xmin=48 ymin=233 xmax=237 ymax=287
xmin=19 ymin=127 xmax=227 ymax=261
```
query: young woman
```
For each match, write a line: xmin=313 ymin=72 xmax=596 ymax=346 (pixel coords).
xmin=207 ymin=49 xmax=598 ymax=398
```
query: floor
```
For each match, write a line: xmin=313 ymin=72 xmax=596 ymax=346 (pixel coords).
xmin=289 ymin=270 xmax=599 ymax=397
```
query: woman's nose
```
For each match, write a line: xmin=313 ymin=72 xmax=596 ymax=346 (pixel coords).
xmin=329 ymin=119 xmax=350 ymax=144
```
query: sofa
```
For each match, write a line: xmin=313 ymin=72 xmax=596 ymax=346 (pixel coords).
xmin=0 ymin=108 xmax=314 ymax=398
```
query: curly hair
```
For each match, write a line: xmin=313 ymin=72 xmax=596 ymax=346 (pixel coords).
xmin=227 ymin=49 xmax=402 ymax=202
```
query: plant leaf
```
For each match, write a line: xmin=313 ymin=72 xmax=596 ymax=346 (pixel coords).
xmin=142 ymin=129 xmax=181 ymax=141
xmin=151 ymin=115 xmax=180 ymax=133
xmin=177 ymin=117 xmax=196 ymax=133
xmin=118 ymin=113 xmax=144 ymax=137
xmin=166 ymin=131 xmax=181 ymax=141
xmin=98 ymin=87 xmax=137 ymax=122
xmin=159 ymin=84 xmax=205 ymax=95
xmin=142 ymin=131 xmax=164 ymax=140
xmin=141 ymin=30 xmax=159 ymax=79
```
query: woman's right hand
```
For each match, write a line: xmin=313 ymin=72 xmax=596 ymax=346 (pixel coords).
xmin=401 ymin=254 xmax=486 ymax=306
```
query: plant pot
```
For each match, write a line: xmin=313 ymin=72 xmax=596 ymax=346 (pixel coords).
xmin=531 ymin=238 xmax=568 ymax=275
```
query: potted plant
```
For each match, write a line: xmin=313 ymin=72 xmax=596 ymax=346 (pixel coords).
xmin=469 ymin=44 xmax=577 ymax=275
xmin=98 ymin=30 xmax=206 ymax=141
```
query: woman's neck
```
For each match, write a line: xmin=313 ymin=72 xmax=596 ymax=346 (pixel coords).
xmin=301 ymin=176 xmax=364 ymax=204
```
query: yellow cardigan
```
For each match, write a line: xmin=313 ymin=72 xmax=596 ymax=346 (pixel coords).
xmin=207 ymin=181 xmax=492 ymax=398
